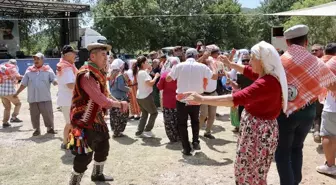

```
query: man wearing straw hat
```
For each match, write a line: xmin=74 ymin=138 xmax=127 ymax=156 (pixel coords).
xmin=68 ymin=42 xmax=128 ymax=184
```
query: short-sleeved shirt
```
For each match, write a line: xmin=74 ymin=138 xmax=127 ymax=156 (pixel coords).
xmin=169 ymin=58 xmax=213 ymax=94
xmin=57 ymin=68 xmax=76 ymax=106
xmin=21 ymin=68 xmax=56 ymax=103
xmin=136 ymin=70 xmax=153 ymax=99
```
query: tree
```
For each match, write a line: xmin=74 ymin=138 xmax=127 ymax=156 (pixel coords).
xmin=283 ymin=0 xmax=336 ymax=45
xmin=93 ymin=0 xmax=254 ymax=52
xmin=249 ymin=0 xmax=298 ymax=43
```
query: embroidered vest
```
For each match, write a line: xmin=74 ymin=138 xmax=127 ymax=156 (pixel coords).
xmin=70 ymin=67 xmax=108 ymax=132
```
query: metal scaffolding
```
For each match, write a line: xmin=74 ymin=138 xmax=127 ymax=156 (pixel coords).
xmin=0 ymin=0 xmax=90 ymax=18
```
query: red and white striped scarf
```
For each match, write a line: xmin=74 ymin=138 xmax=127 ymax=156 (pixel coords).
xmin=282 ymin=45 xmax=336 ymax=115
xmin=0 ymin=63 xmax=19 ymax=84
xmin=56 ymin=58 xmax=78 ymax=76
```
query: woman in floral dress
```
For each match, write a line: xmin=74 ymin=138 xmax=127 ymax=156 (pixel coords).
xmin=183 ymin=41 xmax=288 ymax=185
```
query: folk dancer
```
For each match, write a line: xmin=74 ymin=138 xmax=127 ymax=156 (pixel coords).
xmin=184 ymin=41 xmax=288 ymax=185
xmin=275 ymin=25 xmax=336 ymax=185
xmin=316 ymin=43 xmax=336 ymax=176
xmin=166 ymin=48 xmax=218 ymax=156
xmin=68 ymin=43 xmax=128 ymax=184
xmin=0 ymin=60 xmax=23 ymax=128
xmin=56 ymin=45 xmax=78 ymax=149
xmin=15 ymin=53 xmax=57 ymax=136
xmin=109 ymin=59 xmax=130 ymax=137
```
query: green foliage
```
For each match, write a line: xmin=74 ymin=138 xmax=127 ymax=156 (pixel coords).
xmin=94 ymin=0 xmax=255 ymax=52
xmin=248 ymin=0 xmax=298 ymax=43
xmin=284 ymin=0 xmax=336 ymax=45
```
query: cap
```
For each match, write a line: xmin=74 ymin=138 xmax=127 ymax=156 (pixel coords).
xmin=33 ymin=52 xmax=44 ymax=59
xmin=284 ymin=25 xmax=309 ymax=40
xmin=8 ymin=59 xmax=17 ymax=65
xmin=87 ymin=43 xmax=112 ymax=52
xmin=62 ymin=45 xmax=78 ymax=55
xmin=185 ymin=48 xmax=199 ymax=58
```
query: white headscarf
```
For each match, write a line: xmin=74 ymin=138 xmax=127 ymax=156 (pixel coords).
xmin=126 ymin=59 xmax=137 ymax=83
xmin=161 ymin=57 xmax=180 ymax=73
xmin=109 ymin=59 xmax=125 ymax=85
xmin=251 ymin=41 xmax=288 ymax=112
xmin=110 ymin=58 xmax=124 ymax=70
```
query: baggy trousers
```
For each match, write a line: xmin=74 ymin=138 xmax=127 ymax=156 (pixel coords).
xmin=29 ymin=101 xmax=54 ymax=129
xmin=73 ymin=130 xmax=110 ymax=173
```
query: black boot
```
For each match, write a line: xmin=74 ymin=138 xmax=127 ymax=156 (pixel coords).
xmin=91 ymin=161 xmax=114 ymax=182
xmin=69 ymin=172 xmax=84 ymax=185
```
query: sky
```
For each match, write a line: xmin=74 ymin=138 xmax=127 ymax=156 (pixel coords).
xmin=239 ymin=0 xmax=262 ymax=8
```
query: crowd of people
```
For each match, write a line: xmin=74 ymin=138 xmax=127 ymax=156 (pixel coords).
xmin=0 ymin=24 xmax=336 ymax=185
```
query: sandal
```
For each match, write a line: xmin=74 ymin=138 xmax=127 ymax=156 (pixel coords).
xmin=313 ymin=131 xmax=321 ymax=143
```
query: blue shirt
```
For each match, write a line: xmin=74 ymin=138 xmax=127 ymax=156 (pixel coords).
xmin=21 ymin=68 xmax=56 ymax=103
xmin=110 ymin=75 xmax=129 ymax=101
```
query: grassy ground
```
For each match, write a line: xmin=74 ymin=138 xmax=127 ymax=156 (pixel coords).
xmin=0 ymin=86 xmax=335 ymax=185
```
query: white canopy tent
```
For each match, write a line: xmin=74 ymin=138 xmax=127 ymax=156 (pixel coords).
xmin=269 ymin=1 xmax=336 ymax=16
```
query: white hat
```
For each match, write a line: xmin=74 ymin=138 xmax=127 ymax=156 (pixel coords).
xmin=284 ymin=25 xmax=309 ymax=40
xmin=33 ymin=52 xmax=45 ymax=59
xmin=8 ymin=59 xmax=17 ymax=65
xmin=87 ymin=43 xmax=112 ymax=52
xmin=185 ymin=48 xmax=198 ymax=58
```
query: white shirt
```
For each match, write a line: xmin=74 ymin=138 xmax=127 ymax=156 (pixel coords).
xmin=205 ymin=58 xmax=218 ymax=93
xmin=57 ymin=68 xmax=76 ymax=106
xmin=136 ymin=70 xmax=153 ymax=99
xmin=323 ymin=92 xmax=336 ymax=112
xmin=169 ymin=58 xmax=213 ymax=94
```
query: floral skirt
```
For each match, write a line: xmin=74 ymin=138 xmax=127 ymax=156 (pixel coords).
xmin=110 ymin=107 xmax=129 ymax=136
xmin=163 ymin=108 xmax=180 ymax=142
xmin=234 ymin=110 xmax=278 ymax=185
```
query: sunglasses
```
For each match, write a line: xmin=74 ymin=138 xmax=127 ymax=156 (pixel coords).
xmin=242 ymin=60 xmax=250 ymax=63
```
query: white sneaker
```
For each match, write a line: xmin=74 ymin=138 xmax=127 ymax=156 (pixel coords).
xmin=143 ymin=131 xmax=155 ymax=138
xmin=316 ymin=163 xmax=336 ymax=175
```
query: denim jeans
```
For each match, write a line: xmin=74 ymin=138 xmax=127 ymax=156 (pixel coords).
xmin=275 ymin=103 xmax=316 ymax=185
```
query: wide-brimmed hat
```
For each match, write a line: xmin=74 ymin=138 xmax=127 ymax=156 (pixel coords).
xmin=87 ymin=43 xmax=112 ymax=52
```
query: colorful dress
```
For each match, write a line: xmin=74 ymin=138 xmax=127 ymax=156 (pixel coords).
xmin=125 ymin=74 xmax=141 ymax=116
xmin=232 ymin=66 xmax=282 ymax=185
xmin=157 ymin=72 xmax=179 ymax=142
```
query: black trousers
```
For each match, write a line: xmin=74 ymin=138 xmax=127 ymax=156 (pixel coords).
xmin=313 ymin=100 xmax=323 ymax=132
xmin=73 ymin=129 xmax=110 ymax=173
xmin=238 ymin=106 xmax=245 ymax=122
xmin=176 ymin=101 xmax=200 ymax=152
